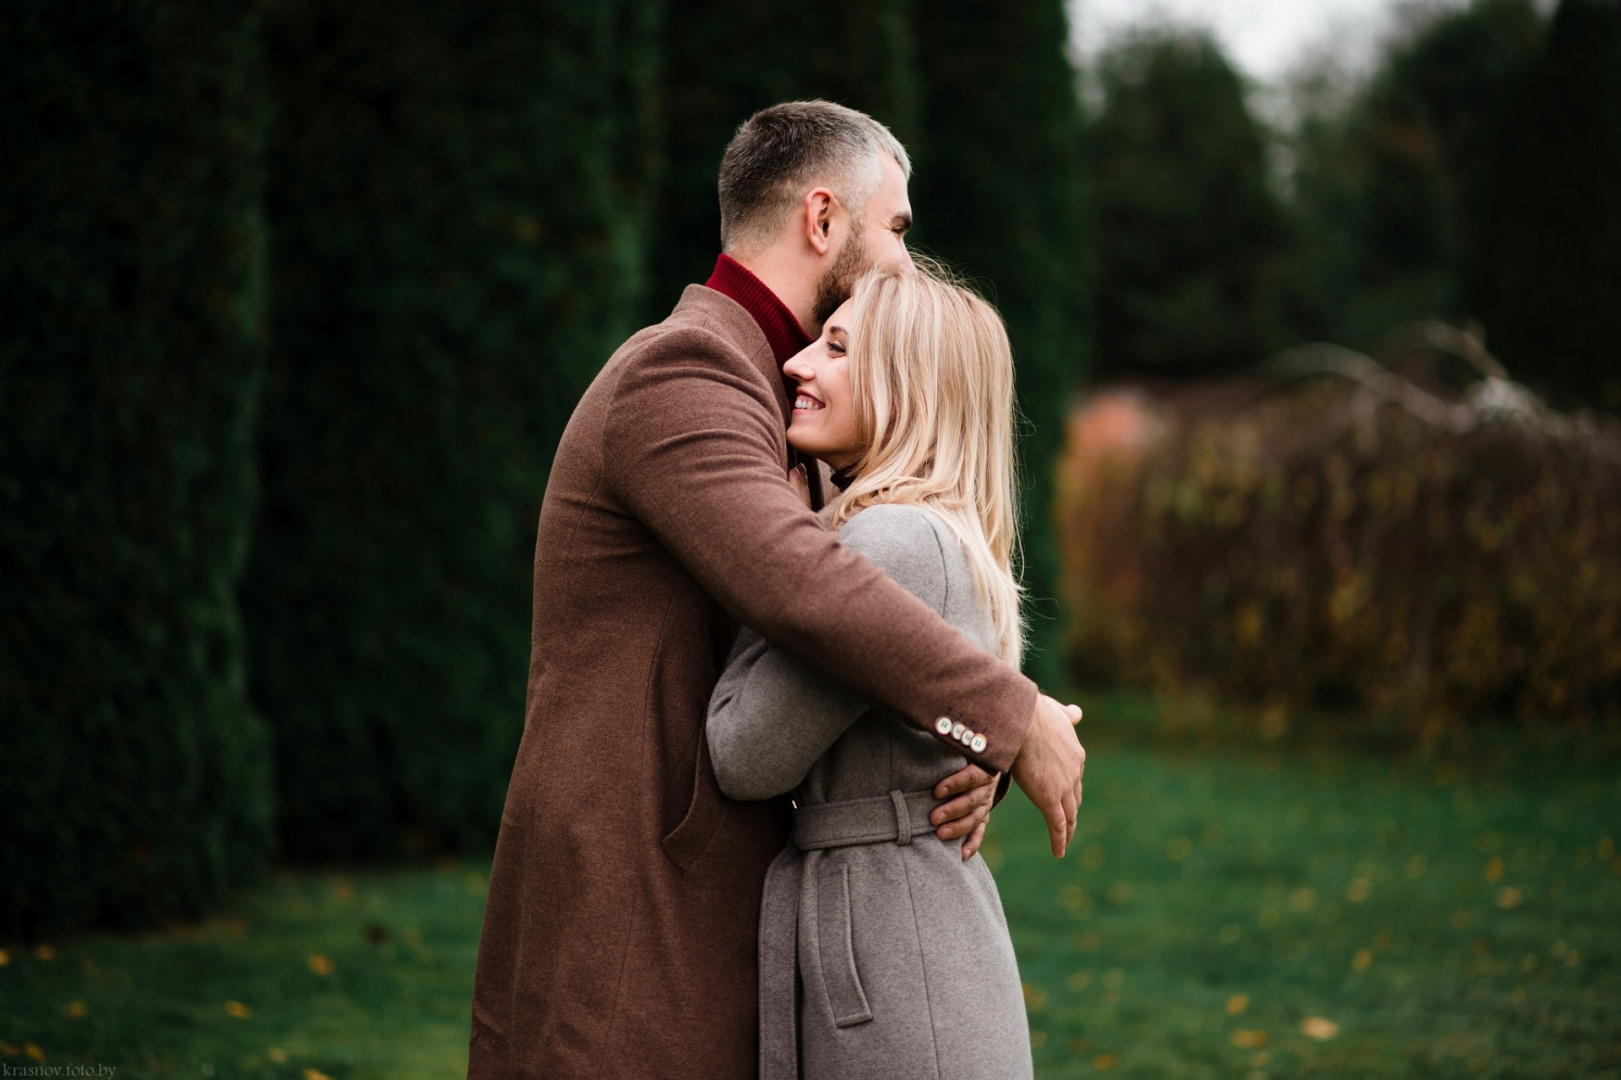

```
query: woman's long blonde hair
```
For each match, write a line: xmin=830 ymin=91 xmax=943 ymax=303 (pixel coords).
xmin=830 ymin=262 xmax=1026 ymax=665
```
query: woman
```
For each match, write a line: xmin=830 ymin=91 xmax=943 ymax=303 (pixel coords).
xmin=707 ymin=265 xmax=1033 ymax=1080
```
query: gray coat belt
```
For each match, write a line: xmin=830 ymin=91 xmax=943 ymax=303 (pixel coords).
xmin=709 ymin=504 xmax=1033 ymax=1080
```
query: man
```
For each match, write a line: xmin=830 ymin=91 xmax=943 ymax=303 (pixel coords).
xmin=468 ymin=101 xmax=1086 ymax=1080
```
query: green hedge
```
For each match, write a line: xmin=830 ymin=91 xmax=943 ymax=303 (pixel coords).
xmin=0 ymin=1 xmax=273 ymax=936
xmin=909 ymin=0 xmax=1093 ymax=682
xmin=246 ymin=0 xmax=662 ymax=861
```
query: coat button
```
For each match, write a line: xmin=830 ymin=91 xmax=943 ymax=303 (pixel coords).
xmin=935 ymin=716 xmax=953 ymax=735
xmin=970 ymin=734 xmax=988 ymax=754
xmin=951 ymin=722 xmax=967 ymax=741
xmin=959 ymin=727 xmax=975 ymax=746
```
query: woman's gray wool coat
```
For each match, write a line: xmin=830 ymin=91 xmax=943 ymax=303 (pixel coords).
xmin=708 ymin=503 xmax=1034 ymax=1080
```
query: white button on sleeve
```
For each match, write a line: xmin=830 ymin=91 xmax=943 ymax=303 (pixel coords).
xmin=970 ymin=734 xmax=988 ymax=754
xmin=951 ymin=722 xmax=967 ymax=741
xmin=935 ymin=716 xmax=954 ymax=735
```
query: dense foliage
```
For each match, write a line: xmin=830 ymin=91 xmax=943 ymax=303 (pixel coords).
xmin=1090 ymin=29 xmax=1290 ymax=380
xmin=244 ymin=0 xmax=662 ymax=861
xmin=907 ymin=0 xmax=1094 ymax=680
xmin=1288 ymin=0 xmax=1545 ymax=354
xmin=0 ymin=1 xmax=274 ymax=936
xmin=1056 ymin=343 xmax=1621 ymax=734
xmin=1472 ymin=0 xmax=1621 ymax=412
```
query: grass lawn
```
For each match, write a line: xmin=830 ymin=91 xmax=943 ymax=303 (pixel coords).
xmin=3 ymin=694 xmax=1617 ymax=1078
xmin=994 ymin=693 xmax=1621 ymax=1078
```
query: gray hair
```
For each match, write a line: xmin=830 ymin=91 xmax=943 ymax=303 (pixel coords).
xmin=718 ymin=100 xmax=911 ymax=254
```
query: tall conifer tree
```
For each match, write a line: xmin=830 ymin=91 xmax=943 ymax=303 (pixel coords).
xmin=0 ymin=0 xmax=273 ymax=933
xmin=1090 ymin=29 xmax=1289 ymax=378
xmin=1473 ymin=0 xmax=1621 ymax=410
xmin=1349 ymin=0 xmax=1543 ymax=344
xmin=246 ymin=0 xmax=662 ymax=860
xmin=909 ymin=0 xmax=1093 ymax=678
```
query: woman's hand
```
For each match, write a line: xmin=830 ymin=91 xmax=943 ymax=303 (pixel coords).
xmin=931 ymin=764 xmax=999 ymax=860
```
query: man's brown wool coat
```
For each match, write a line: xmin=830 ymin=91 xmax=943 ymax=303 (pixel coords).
xmin=466 ymin=284 xmax=1038 ymax=1080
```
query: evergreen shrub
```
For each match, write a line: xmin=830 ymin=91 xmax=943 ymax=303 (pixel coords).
xmin=0 ymin=1 xmax=274 ymax=935
xmin=910 ymin=0 xmax=1093 ymax=681
xmin=248 ymin=0 xmax=661 ymax=860
xmin=1056 ymin=334 xmax=1621 ymax=735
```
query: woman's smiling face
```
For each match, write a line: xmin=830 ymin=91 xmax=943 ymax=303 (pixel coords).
xmin=784 ymin=298 xmax=860 ymax=470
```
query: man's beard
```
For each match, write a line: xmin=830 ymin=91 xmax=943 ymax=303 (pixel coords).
xmin=811 ymin=228 xmax=871 ymax=328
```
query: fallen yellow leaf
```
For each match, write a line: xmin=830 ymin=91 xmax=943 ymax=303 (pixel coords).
xmin=24 ymin=1045 xmax=44 ymax=1063
xmin=0 ymin=949 xmax=10 ymax=967
xmin=1497 ymin=887 xmax=1523 ymax=909
xmin=1485 ymin=857 xmax=1504 ymax=882
xmin=0 ymin=1043 xmax=18 ymax=1056
xmin=1226 ymin=993 xmax=1249 ymax=1015
xmin=1092 ymin=1052 xmax=1117 ymax=1070
xmin=267 ymin=1049 xmax=287 ymax=1064
xmin=307 ymin=954 xmax=335 ymax=976
xmin=1352 ymin=949 xmax=1373 ymax=972
xmin=1300 ymin=1017 xmax=1339 ymax=1040
xmin=304 ymin=1069 xmax=333 ymax=1080
xmin=1232 ymin=1030 xmax=1268 ymax=1048
xmin=67 ymin=1002 xmax=85 ymax=1019
xmin=33 ymin=945 xmax=55 ymax=962
xmin=225 ymin=1000 xmax=253 ymax=1019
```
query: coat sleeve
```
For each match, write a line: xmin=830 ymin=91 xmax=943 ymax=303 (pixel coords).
xmin=707 ymin=506 xmax=951 ymax=800
xmin=601 ymin=324 xmax=1034 ymax=772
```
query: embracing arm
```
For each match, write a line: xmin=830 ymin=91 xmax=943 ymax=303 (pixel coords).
xmin=707 ymin=506 xmax=949 ymax=800
xmin=603 ymin=322 xmax=1035 ymax=772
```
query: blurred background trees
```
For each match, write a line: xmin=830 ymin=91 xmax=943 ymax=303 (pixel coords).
xmin=1090 ymin=28 xmax=1290 ymax=380
xmin=4 ymin=0 xmax=1617 ymax=935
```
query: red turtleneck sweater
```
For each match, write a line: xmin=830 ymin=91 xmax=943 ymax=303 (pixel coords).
xmin=703 ymin=253 xmax=825 ymax=506
xmin=704 ymin=253 xmax=812 ymax=365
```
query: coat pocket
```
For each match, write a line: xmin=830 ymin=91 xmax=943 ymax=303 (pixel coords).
xmin=661 ymin=730 xmax=727 ymax=872
xmin=816 ymin=866 xmax=874 ymax=1027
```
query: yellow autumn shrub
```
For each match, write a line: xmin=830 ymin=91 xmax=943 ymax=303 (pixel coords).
xmin=1056 ymin=355 xmax=1621 ymax=734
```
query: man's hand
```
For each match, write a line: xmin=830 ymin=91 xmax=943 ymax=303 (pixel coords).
xmin=1010 ymin=694 xmax=1086 ymax=858
xmin=930 ymin=764 xmax=998 ymax=860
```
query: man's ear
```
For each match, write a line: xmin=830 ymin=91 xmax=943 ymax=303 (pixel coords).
xmin=803 ymin=187 xmax=836 ymax=256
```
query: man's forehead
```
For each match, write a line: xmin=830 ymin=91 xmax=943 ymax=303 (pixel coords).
xmin=874 ymin=155 xmax=912 ymax=218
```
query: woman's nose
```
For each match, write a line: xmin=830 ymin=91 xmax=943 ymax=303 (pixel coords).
xmin=782 ymin=348 xmax=814 ymax=381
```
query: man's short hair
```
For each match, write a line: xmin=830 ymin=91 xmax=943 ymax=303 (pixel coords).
xmin=718 ymin=100 xmax=911 ymax=253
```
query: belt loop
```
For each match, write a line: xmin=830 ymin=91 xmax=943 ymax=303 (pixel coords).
xmin=889 ymin=789 xmax=911 ymax=846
